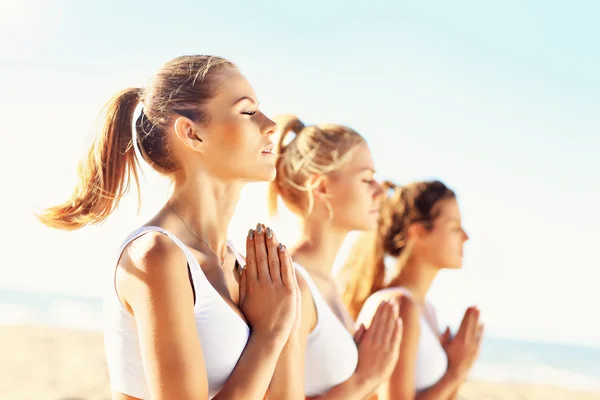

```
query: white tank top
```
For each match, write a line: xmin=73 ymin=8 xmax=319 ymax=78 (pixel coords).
xmin=294 ymin=264 xmax=359 ymax=396
xmin=103 ymin=226 xmax=250 ymax=399
xmin=358 ymin=287 xmax=448 ymax=393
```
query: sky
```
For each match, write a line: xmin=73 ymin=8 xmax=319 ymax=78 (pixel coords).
xmin=0 ymin=0 xmax=598 ymax=346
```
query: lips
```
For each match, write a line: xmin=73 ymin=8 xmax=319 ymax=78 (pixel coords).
xmin=262 ymin=143 xmax=275 ymax=154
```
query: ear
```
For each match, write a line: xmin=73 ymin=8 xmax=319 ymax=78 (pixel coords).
xmin=407 ymin=222 xmax=428 ymax=241
xmin=307 ymin=174 xmax=328 ymax=199
xmin=173 ymin=116 xmax=203 ymax=152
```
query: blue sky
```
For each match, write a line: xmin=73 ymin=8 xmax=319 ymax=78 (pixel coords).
xmin=1 ymin=0 xmax=598 ymax=346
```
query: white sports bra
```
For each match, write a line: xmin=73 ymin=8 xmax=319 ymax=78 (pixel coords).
xmin=294 ymin=264 xmax=359 ymax=396
xmin=103 ymin=226 xmax=250 ymax=399
xmin=358 ymin=287 xmax=448 ymax=393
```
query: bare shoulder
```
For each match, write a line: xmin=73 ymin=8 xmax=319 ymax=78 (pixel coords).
xmin=121 ymin=231 xmax=186 ymax=274
xmin=117 ymin=231 xmax=191 ymax=311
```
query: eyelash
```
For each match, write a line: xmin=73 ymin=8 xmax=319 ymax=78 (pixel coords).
xmin=242 ymin=110 xmax=256 ymax=116
xmin=363 ymin=179 xmax=375 ymax=184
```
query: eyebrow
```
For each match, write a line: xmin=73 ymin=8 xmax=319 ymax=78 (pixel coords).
xmin=360 ymin=167 xmax=376 ymax=173
xmin=232 ymin=96 xmax=258 ymax=106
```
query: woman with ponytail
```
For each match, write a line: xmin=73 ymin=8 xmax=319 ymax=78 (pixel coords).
xmin=266 ymin=115 xmax=403 ymax=399
xmin=38 ymin=55 xmax=300 ymax=400
xmin=343 ymin=181 xmax=483 ymax=400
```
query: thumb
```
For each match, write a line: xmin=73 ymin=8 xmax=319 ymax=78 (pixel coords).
xmin=441 ymin=326 xmax=452 ymax=346
xmin=239 ymin=267 xmax=247 ymax=305
xmin=354 ymin=323 xmax=366 ymax=345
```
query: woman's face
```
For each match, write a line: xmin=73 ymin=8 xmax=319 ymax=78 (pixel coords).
xmin=417 ymin=198 xmax=469 ymax=269
xmin=326 ymin=143 xmax=383 ymax=232
xmin=179 ymin=67 xmax=278 ymax=182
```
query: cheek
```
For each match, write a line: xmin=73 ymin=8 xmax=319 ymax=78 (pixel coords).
xmin=331 ymin=181 xmax=369 ymax=213
xmin=437 ymin=234 xmax=463 ymax=263
xmin=215 ymin=118 xmax=250 ymax=150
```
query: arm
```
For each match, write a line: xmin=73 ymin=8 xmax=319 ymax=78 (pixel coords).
xmin=383 ymin=298 xmax=462 ymax=400
xmin=267 ymin=273 xmax=313 ymax=399
xmin=312 ymin=299 xmax=402 ymax=400
xmin=269 ymin=276 xmax=375 ymax=400
xmin=120 ymin=233 xmax=283 ymax=400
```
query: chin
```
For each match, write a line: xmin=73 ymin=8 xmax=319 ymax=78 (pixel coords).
xmin=448 ymin=261 xmax=464 ymax=269
xmin=355 ymin=219 xmax=377 ymax=232
xmin=247 ymin=164 xmax=277 ymax=182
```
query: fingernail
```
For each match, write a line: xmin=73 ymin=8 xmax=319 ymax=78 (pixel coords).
xmin=248 ymin=229 xmax=254 ymax=239
xmin=278 ymin=243 xmax=284 ymax=252
xmin=256 ymin=224 xmax=263 ymax=234
xmin=266 ymin=227 xmax=272 ymax=238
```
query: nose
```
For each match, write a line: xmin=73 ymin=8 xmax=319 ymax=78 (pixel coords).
xmin=261 ymin=113 xmax=277 ymax=137
xmin=463 ymin=228 xmax=469 ymax=241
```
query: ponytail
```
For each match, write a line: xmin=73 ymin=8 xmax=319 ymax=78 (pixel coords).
xmin=37 ymin=88 xmax=142 ymax=230
xmin=342 ymin=181 xmax=402 ymax=319
xmin=267 ymin=114 xmax=305 ymax=217
xmin=342 ymin=230 xmax=387 ymax=320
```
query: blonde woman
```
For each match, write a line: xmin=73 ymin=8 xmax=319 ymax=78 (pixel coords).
xmin=266 ymin=115 xmax=403 ymax=399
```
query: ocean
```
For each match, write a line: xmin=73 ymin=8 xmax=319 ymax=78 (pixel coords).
xmin=1 ymin=288 xmax=599 ymax=392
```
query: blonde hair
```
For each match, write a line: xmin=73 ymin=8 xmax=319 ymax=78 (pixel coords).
xmin=342 ymin=180 xmax=456 ymax=319
xmin=268 ymin=114 xmax=365 ymax=217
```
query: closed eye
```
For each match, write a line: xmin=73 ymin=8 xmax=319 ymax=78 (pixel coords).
xmin=242 ymin=110 xmax=256 ymax=116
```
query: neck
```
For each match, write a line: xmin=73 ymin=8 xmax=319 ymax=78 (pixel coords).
xmin=168 ymin=170 xmax=243 ymax=260
xmin=290 ymin=215 xmax=349 ymax=279
xmin=392 ymin=257 xmax=439 ymax=303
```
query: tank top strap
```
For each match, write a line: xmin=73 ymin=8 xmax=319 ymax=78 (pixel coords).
xmin=293 ymin=263 xmax=327 ymax=334
xmin=117 ymin=226 xmax=207 ymax=292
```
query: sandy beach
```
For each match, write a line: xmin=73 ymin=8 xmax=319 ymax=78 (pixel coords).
xmin=1 ymin=325 xmax=598 ymax=400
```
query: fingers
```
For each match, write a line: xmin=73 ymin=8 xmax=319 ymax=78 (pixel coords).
xmin=244 ymin=229 xmax=258 ymax=281
xmin=253 ymin=223 xmax=271 ymax=280
xmin=265 ymin=227 xmax=282 ymax=284
xmin=371 ymin=300 xmax=392 ymax=340
xmin=279 ymin=243 xmax=295 ymax=288
xmin=465 ymin=307 xmax=480 ymax=342
xmin=382 ymin=299 xmax=400 ymax=345
xmin=294 ymin=257 xmax=301 ymax=325
xmin=475 ymin=323 xmax=484 ymax=346
xmin=390 ymin=317 xmax=403 ymax=353
xmin=456 ymin=306 xmax=475 ymax=340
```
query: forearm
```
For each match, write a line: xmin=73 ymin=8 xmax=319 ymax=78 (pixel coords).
xmin=268 ymin=337 xmax=305 ymax=400
xmin=213 ymin=334 xmax=284 ymax=400
xmin=414 ymin=370 xmax=464 ymax=400
xmin=313 ymin=372 xmax=377 ymax=400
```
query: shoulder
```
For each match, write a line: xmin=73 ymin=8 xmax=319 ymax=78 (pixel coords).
xmin=118 ymin=231 xmax=191 ymax=309
xmin=121 ymin=231 xmax=187 ymax=275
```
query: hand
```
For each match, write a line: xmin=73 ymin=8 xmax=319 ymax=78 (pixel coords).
xmin=440 ymin=326 xmax=453 ymax=347
xmin=354 ymin=323 xmax=367 ymax=345
xmin=354 ymin=299 xmax=403 ymax=390
xmin=239 ymin=224 xmax=299 ymax=345
xmin=444 ymin=306 xmax=484 ymax=381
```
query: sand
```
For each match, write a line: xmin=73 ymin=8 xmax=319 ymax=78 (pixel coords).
xmin=0 ymin=325 xmax=598 ymax=400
